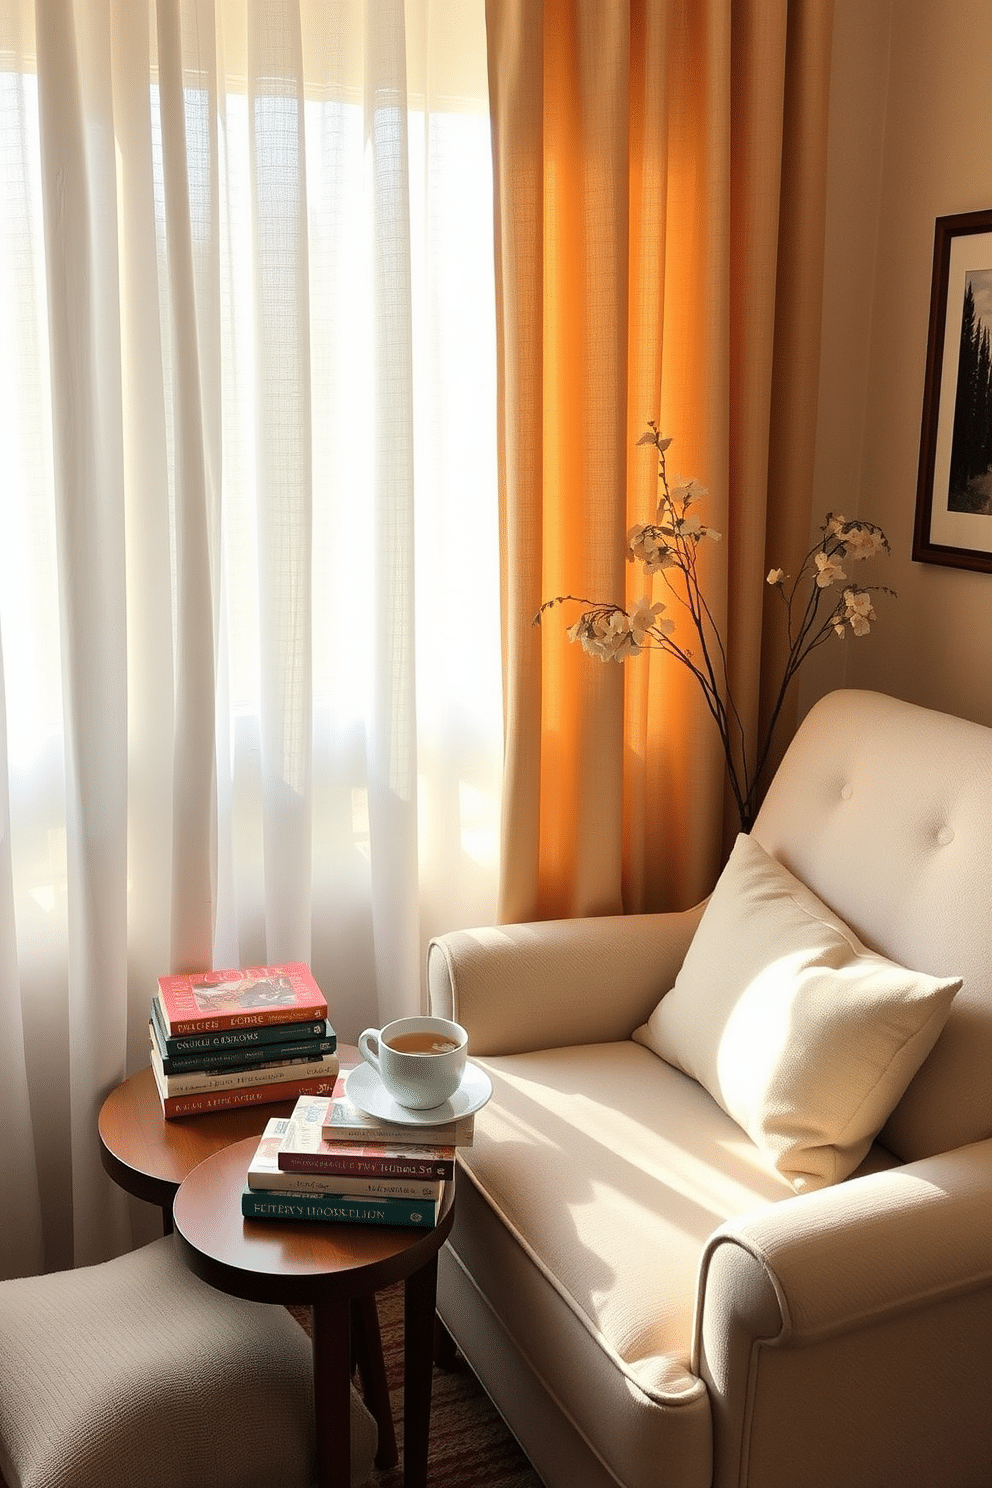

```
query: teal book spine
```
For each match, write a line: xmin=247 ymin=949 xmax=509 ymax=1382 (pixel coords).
xmin=154 ymin=1026 xmax=337 ymax=1074
xmin=151 ymin=995 xmax=334 ymax=1060
xmin=240 ymin=1186 xmax=438 ymax=1230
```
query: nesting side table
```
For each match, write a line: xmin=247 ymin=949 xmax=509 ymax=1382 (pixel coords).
xmin=173 ymin=1134 xmax=455 ymax=1488
xmin=96 ymin=1048 xmax=421 ymax=1472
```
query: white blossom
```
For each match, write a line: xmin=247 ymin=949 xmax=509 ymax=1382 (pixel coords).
xmin=670 ymin=477 xmax=708 ymax=508
xmin=568 ymin=608 xmax=634 ymax=661
xmin=843 ymin=589 xmax=876 ymax=636
xmin=841 ymin=523 xmax=886 ymax=561
xmin=627 ymin=524 xmax=678 ymax=573
xmin=677 ymin=511 xmax=722 ymax=543
xmin=814 ymin=551 xmax=847 ymax=588
xmin=629 ymin=596 xmax=673 ymax=644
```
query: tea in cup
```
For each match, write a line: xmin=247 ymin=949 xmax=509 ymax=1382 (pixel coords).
xmin=357 ymin=1015 xmax=468 ymax=1110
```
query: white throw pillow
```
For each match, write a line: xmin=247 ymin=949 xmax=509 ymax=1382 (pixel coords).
xmin=633 ymin=833 xmax=961 ymax=1191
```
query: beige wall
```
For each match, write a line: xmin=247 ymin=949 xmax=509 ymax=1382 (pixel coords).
xmin=800 ymin=0 xmax=992 ymax=728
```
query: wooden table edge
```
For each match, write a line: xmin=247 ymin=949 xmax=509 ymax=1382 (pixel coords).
xmin=172 ymin=1142 xmax=455 ymax=1306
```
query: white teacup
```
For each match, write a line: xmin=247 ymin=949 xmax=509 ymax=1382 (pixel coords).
xmin=357 ymin=1015 xmax=468 ymax=1110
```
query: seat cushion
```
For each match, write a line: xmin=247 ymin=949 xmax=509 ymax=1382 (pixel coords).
xmin=0 ymin=1235 xmax=376 ymax=1488
xmin=633 ymin=833 xmax=961 ymax=1191
xmin=448 ymin=1040 xmax=800 ymax=1488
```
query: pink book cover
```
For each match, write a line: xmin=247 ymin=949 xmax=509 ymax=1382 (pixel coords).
xmin=156 ymin=963 xmax=327 ymax=1036
xmin=246 ymin=1119 xmax=443 ymax=1200
xmin=277 ymin=1135 xmax=456 ymax=1181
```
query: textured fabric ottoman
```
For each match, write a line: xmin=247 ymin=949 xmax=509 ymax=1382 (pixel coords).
xmin=0 ymin=1234 xmax=377 ymax=1488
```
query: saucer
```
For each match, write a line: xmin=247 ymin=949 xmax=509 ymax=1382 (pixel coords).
xmin=344 ymin=1060 xmax=492 ymax=1125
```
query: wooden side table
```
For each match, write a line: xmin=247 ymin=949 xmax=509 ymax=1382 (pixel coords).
xmin=98 ymin=1062 xmax=306 ymax=1232
xmin=173 ymin=1135 xmax=455 ymax=1488
xmin=96 ymin=1048 xmax=400 ymax=1470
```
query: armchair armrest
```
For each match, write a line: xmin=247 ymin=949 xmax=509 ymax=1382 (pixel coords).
xmin=427 ymin=904 xmax=705 ymax=1056
xmin=695 ymin=1137 xmax=992 ymax=1488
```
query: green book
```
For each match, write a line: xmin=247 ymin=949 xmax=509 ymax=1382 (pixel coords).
xmin=240 ymin=1185 xmax=438 ymax=1230
xmin=150 ymin=1017 xmax=337 ymax=1074
xmin=151 ymin=993 xmax=333 ymax=1061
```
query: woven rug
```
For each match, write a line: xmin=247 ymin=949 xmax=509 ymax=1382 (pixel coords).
xmin=294 ymin=1284 xmax=545 ymax=1488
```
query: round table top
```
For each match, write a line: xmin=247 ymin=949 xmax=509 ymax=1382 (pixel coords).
xmin=173 ymin=1134 xmax=456 ymax=1306
xmin=98 ymin=1046 xmax=358 ymax=1207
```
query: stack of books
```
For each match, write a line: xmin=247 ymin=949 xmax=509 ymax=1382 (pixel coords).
xmin=241 ymin=1083 xmax=475 ymax=1230
xmin=149 ymin=964 xmax=340 ymax=1119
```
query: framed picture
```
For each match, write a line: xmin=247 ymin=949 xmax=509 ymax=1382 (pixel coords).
xmin=913 ymin=208 xmax=992 ymax=571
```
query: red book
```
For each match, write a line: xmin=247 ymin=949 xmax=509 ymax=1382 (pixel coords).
xmin=277 ymin=1138 xmax=456 ymax=1182
xmin=152 ymin=1068 xmax=340 ymax=1120
xmin=156 ymin=963 xmax=327 ymax=1037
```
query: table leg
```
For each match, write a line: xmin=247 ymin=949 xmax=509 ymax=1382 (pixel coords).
xmin=403 ymin=1255 xmax=440 ymax=1488
xmin=434 ymin=1312 xmax=458 ymax=1370
xmin=351 ymin=1295 xmax=398 ymax=1468
xmin=311 ymin=1297 xmax=353 ymax=1488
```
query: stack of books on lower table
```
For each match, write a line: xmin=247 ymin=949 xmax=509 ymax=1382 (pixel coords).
xmin=241 ymin=1083 xmax=475 ymax=1231
xmin=149 ymin=964 xmax=340 ymax=1118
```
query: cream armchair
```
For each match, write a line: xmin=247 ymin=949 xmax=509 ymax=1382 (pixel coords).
xmin=428 ymin=689 xmax=992 ymax=1488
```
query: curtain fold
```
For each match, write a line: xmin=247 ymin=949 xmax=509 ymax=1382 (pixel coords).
xmin=488 ymin=0 xmax=833 ymax=923
xmin=158 ymin=0 xmax=222 ymax=974
xmin=0 ymin=0 xmax=499 ymax=1277
xmin=37 ymin=0 xmax=132 ymax=1259
xmin=365 ymin=2 xmax=421 ymax=1030
xmin=248 ymin=3 xmax=314 ymax=964
xmin=0 ymin=652 xmax=43 ymax=1279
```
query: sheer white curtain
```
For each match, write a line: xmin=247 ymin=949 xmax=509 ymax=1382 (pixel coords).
xmin=0 ymin=0 xmax=500 ymax=1277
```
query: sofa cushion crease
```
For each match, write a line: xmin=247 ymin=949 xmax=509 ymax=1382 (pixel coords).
xmin=439 ymin=1240 xmax=711 ymax=1488
xmin=444 ymin=1166 xmax=715 ymax=1488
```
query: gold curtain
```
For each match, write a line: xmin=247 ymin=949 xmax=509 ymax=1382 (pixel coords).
xmin=487 ymin=0 xmax=833 ymax=923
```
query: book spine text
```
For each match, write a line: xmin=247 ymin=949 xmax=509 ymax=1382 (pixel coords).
xmin=159 ymin=1074 xmax=339 ymax=1120
xmin=277 ymin=1151 xmax=455 ymax=1180
xmin=241 ymin=1188 xmax=438 ymax=1228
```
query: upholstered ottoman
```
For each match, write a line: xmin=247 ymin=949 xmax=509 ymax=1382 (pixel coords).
xmin=0 ymin=1234 xmax=377 ymax=1488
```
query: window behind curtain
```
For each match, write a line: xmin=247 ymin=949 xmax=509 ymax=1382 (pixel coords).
xmin=0 ymin=0 xmax=500 ymax=1273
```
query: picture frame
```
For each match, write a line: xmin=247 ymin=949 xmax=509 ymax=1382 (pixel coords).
xmin=913 ymin=208 xmax=992 ymax=572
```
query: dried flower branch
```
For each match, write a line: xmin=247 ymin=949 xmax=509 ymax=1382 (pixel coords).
xmin=535 ymin=422 xmax=896 ymax=831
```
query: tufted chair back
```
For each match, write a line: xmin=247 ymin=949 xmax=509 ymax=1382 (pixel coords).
xmin=751 ymin=688 xmax=992 ymax=1163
